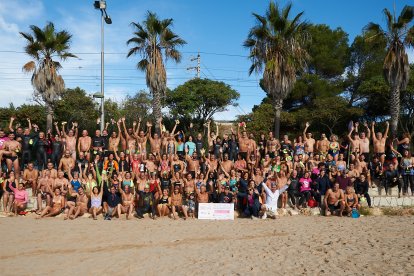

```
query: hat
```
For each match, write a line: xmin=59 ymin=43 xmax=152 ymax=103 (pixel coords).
xmin=144 ymin=184 xmax=150 ymax=189
xmin=224 ymin=185 xmax=230 ymax=189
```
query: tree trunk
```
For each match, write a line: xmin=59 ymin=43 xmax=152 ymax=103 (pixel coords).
xmin=273 ymin=99 xmax=283 ymax=140
xmin=46 ymin=103 xmax=53 ymax=132
xmin=389 ymin=86 xmax=400 ymax=136
xmin=152 ymin=90 xmax=162 ymax=135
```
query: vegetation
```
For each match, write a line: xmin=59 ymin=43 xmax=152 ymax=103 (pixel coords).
xmin=244 ymin=1 xmax=309 ymax=139
xmin=127 ymin=11 xmax=186 ymax=133
xmin=20 ymin=22 xmax=77 ymax=131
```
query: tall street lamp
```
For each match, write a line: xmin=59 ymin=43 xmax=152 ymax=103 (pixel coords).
xmin=94 ymin=1 xmax=112 ymax=132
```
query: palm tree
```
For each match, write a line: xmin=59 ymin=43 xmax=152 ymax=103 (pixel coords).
xmin=365 ymin=5 xmax=414 ymax=135
xmin=244 ymin=1 xmax=309 ymax=139
xmin=127 ymin=11 xmax=186 ymax=132
xmin=20 ymin=22 xmax=77 ymax=131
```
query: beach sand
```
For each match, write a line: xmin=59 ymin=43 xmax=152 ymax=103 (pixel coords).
xmin=0 ymin=215 xmax=413 ymax=275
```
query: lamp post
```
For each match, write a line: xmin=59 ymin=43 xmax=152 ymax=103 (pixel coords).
xmin=94 ymin=1 xmax=112 ymax=132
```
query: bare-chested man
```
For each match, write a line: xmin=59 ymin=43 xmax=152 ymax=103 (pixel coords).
xmin=136 ymin=122 xmax=150 ymax=158
xmin=146 ymin=122 xmax=162 ymax=155
xmin=183 ymin=173 xmax=196 ymax=194
xmin=265 ymin=131 xmax=280 ymax=158
xmin=359 ymin=122 xmax=371 ymax=161
xmin=45 ymin=162 xmax=58 ymax=179
xmin=238 ymin=125 xmax=250 ymax=160
xmin=220 ymin=153 xmax=234 ymax=174
xmin=205 ymin=154 xmax=218 ymax=173
xmin=144 ymin=153 xmax=158 ymax=174
xmin=62 ymin=122 xmax=78 ymax=161
xmin=118 ymin=185 xmax=134 ymax=220
xmin=372 ymin=121 xmax=389 ymax=165
xmin=3 ymin=132 xmax=21 ymax=177
xmin=78 ymin=129 xmax=92 ymax=161
xmin=66 ymin=186 xmax=89 ymax=220
xmin=122 ymin=117 xmax=138 ymax=154
xmin=303 ymin=122 xmax=316 ymax=157
xmin=36 ymin=170 xmax=53 ymax=212
xmin=324 ymin=182 xmax=345 ymax=217
xmin=59 ymin=150 xmax=75 ymax=173
xmin=185 ymin=150 xmax=201 ymax=178
xmin=316 ymin=133 xmax=330 ymax=159
xmin=23 ymin=162 xmax=39 ymax=195
xmin=108 ymin=122 xmax=121 ymax=154
xmin=348 ymin=122 xmax=361 ymax=161
xmin=54 ymin=170 xmax=69 ymax=195
xmin=196 ymin=184 xmax=209 ymax=203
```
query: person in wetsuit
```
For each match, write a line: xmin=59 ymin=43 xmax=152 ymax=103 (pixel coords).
xmin=35 ymin=131 xmax=49 ymax=170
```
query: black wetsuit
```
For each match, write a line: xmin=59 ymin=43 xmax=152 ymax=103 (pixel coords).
xmin=35 ymin=138 xmax=49 ymax=170
xmin=21 ymin=134 xmax=34 ymax=168
xmin=51 ymin=140 xmax=62 ymax=169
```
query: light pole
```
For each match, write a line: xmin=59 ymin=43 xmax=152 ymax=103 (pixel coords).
xmin=94 ymin=1 xmax=112 ymax=132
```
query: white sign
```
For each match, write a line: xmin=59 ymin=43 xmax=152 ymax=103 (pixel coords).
xmin=198 ymin=203 xmax=234 ymax=220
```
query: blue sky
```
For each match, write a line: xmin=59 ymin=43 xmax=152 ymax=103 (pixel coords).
xmin=0 ymin=0 xmax=413 ymax=120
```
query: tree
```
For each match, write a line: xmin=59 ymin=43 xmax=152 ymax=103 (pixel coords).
xmin=126 ymin=11 xmax=186 ymax=133
xmin=120 ymin=90 xmax=152 ymax=123
xmin=167 ymin=78 xmax=240 ymax=124
xmin=20 ymin=22 xmax=77 ymax=131
xmin=54 ymin=87 xmax=99 ymax=132
xmin=306 ymin=24 xmax=350 ymax=78
xmin=244 ymin=1 xmax=309 ymax=139
xmin=365 ymin=5 xmax=414 ymax=134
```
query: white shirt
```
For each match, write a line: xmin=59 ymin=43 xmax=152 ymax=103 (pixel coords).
xmin=261 ymin=182 xmax=288 ymax=211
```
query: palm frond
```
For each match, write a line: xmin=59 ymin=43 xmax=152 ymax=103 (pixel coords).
xmin=397 ymin=5 xmax=414 ymax=27
xmin=22 ymin=61 xmax=36 ymax=73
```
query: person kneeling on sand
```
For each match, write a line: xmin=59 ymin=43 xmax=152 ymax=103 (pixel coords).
xmin=104 ymin=186 xmax=121 ymax=220
xmin=324 ymin=183 xmax=345 ymax=217
xmin=260 ymin=176 xmax=290 ymax=219
xmin=136 ymin=184 xmax=156 ymax=219
xmin=344 ymin=186 xmax=360 ymax=216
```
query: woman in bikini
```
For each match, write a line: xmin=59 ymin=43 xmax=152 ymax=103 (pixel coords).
xmin=37 ymin=186 xmax=64 ymax=218
xmin=344 ymin=186 xmax=359 ymax=215
xmin=157 ymin=188 xmax=170 ymax=217
xmin=118 ymin=184 xmax=134 ymax=220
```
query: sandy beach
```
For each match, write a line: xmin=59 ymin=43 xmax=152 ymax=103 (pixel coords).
xmin=0 ymin=215 xmax=413 ymax=275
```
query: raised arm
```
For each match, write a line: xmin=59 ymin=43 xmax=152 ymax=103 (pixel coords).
xmin=384 ymin=121 xmax=389 ymax=139
xmin=171 ymin=120 xmax=179 ymax=136
xmin=371 ymin=122 xmax=377 ymax=142
xmin=61 ymin=122 xmax=68 ymax=138
xmin=364 ymin=122 xmax=371 ymax=139
xmin=27 ymin=118 xmax=32 ymax=131
xmin=9 ymin=117 xmax=15 ymax=132
xmin=347 ymin=124 xmax=355 ymax=141
xmin=303 ymin=122 xmax=310 ymax=141
xmin=121 ymin=117 xmax=129 ymax=139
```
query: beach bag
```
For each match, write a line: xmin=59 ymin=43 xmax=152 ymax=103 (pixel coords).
xmin=351 ymin=208 xmax=360 ymax=219
xmin=307 ymin=197 xmax=318 ymax=208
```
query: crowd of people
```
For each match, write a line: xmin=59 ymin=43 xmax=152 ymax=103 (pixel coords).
xmin=0 ymin=116 xmax=412 ymax=220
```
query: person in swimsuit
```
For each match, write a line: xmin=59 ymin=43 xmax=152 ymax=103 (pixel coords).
xmin=8 ymin=177 xmax=28 ymax=216
xmin=36 ymin=187 xmax=65 ymax=218
xmin=65 ymin=186 xmax=89 ymax=220
xmin=344 ymin=186 xmax=359 ymax=215
xmin=157 ymin=188 xmax=170 ymax=217
xmin=89 ymin=185 xmax=103 ymax=220
xmin=118 ymin=184 xmax=134 ymax=220
xmin=324 ymin=182 xmax=345 ymax=217
xmin=171 ymin=185 xmax=183 ymax=220
xmin=2 ymin=171 xmax=17 ymax=214
xmin=328 ymin=135 xmax=340 ymax=161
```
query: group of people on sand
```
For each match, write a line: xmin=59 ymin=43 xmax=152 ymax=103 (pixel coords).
xmin=0 ymin=116 xmax=412 ymax=219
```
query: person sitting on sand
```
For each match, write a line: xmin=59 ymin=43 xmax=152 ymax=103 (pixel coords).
xmin=260 ymin=176 xmax=290 ymax=219
xmin=89 ymin=185 xmax=104 ymax=220
xmin=171 ymin=185 xmax=184 ymax=220
xmin=104 ymin=185 xmax=121 ymax=220
xmin=157 ymin=188 xmax=170 ymax=218
xmin=136 ymin=184 xmax=156 ymax=219
xmin=344 ymin=186 xmax=359 ymax=216
xmin=324 ymin=182 xmax=345 ymax=217
xmin=8 ymin=178 xmax=28 ymax=216
xmin=37 ymin=187 xmax=64 ymax=218
xmin=242 ymin=186 xmax=261 ymax=219
xmin=218 ymin=185 xmax=234 ymax=204
xmin=65 ymin=186 xmax=89 ymax=220
xmin=118 ymin=184 xmax=134 ymax=220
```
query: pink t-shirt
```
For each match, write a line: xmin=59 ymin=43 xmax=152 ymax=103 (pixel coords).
xmin=0 ymin=136 xmax=9 ymax=150
xmin=9 ymin=182 xmax=28 ymax=204
xmin=299 ymin=177 xmax=312 ymax=192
